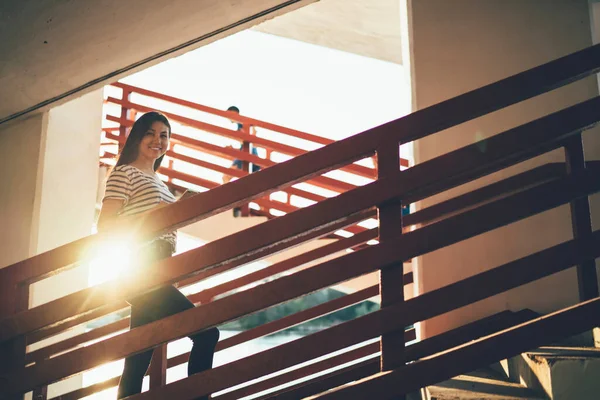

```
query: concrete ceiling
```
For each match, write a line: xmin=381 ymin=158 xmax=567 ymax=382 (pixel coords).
xmin=0 ymin=0 xmax=314 ymax=125
xmin=254 ymin=0 xmax=403 ymax=65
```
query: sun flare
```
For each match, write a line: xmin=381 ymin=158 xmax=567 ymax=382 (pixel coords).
xmin=88 ymin=241 xmax=133 ymax=286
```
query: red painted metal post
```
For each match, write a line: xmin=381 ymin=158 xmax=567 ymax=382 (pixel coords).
xmin=118 ymin=89 xmax=132 ymax=153
xmin=564 ymin=133 xmax=599 ymax=301
xmin=0 ymin=284 xmax=30 ymax=399
xmin=376 ymin=141 xmax=405 ymax=398
xmin=32 ymin=385 xmax=47 ymax=400
xmin=149 ymin=344 xmax=168 ymax=389
xmin=240 ymin=124 xmax=252 ymax=217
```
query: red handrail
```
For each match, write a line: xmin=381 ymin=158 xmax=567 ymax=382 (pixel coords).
xmin=101 ymin=82 xmax=410 ymax=220
xmin=2 ymin=44 xmax=600 ymax=400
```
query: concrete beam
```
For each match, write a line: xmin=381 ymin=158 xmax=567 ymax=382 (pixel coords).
xmin=0 ymin=0 xmax=314 ymax=125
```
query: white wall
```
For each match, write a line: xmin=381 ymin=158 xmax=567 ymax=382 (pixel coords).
xmin=29 ymin=89 xmax=103 ymax=308
xmin=409 ymin=0 xmax=600 ymax=338
xmin=0 ymin=114 xmax=47 ymax=268
xmin=0 ymin=90 xmax=103 ymax=398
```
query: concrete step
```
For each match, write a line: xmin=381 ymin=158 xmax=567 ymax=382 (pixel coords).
xmin=508 ymin=346 xmax=600 ymax=400
xmin=426 ymin=367 xmax=546 ymax=400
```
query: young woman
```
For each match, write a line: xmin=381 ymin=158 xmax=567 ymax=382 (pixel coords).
xmin=98 ymin=111 xmax=219 ymax=399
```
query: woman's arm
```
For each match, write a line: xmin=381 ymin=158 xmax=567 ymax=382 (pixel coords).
xmin=97 ymin=199 xmax=125 ymax=232
xmin=97 ymin=199 xmax=172 ymax=232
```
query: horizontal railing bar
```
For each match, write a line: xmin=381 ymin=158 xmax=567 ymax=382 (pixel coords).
xmin=266 ymin=310 xmax=536 ymax=400
xmin=27 ymin=231 xmax=382 ymax=362
xmin=112 ymin=82 xmax=335 ymax=147
xmin=26 ymin=318 xmax=129 ymax=365
xmin=217 ymin=343 xmax=382 ymax=400
xmin=187 ymin=228 xmax=379 ymax=303
xmin=107 ymin=92 xmax=382 ymax=178
xmin=106 ymin=147 xmax=248 ymax=191
xmin=105 ymin=113 xmax=378 ymax=194
xmin=51 ymin=289 xmax=387 ymax=399
xmin=104 ymin=123 xmax=268 ymax=168
xmin=104 ymin=117 xmax=269 ymax=167
xmin=212 ymin=285 xmax=382 ymax=351
xmin=4 ymin=96 xmax=598 ymax=355
xmin=263 ymin=359 xmax=379 ymax=400
xmin=6 ymin=169 xmax=597 ymax=396
xmin=158 ymin=166 xmax=219 ymax=190
xmin=104 ymin=141 xmax=337 ymax=207
xmin=45 ymin=291 xmax=387 ymax=400
xmin=51 ymin=308 xmax=525 ymax=400
xmin=105 ymin=95 xmax=600 ymax=263
xmin=27 ymin=277 xmax=379 ymax=368
xmin=165 ymin=149 xmax=246 ymax=178
xmin=314 ymin=298 xmax=600 ymax=399
xmin=169 ymin=285 xmax=384 ymax=368
xmin=4 ymin=97 xmax=599 ymax=343
xmin=285 ymin=185 xmax=327 ymax=203
xmin=19 ymin=44 xmax=600 ymax=396
xmin=252 ymin=197 xmax=298 ymax=214
xmin=26 ymin=304 xmax=126 ymax=345
xmin=106 ymin=101 xmax=358 ymax=193
xmin=250 ymin=195 xmax=367 ymax=234
xmin=404 ymin=162 xmax=566 ymax=227
xmin=125 ymin=232 xmax=600 ymax=400
xmin=51 ymin=375 xmax=120 ymax=400
xmin=2 ymin=44 xmax=599 ymax=296
xmin=25 ymin=209 xmax=375 ymax=346
xmin=110 ymin=82 xmax=396 ymax=177
xmin=174 ymin=208 xmax=376 ymax=289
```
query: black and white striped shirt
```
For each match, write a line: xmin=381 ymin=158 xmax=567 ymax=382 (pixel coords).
xmin=103 ymin=165 xmax=177 ymax=250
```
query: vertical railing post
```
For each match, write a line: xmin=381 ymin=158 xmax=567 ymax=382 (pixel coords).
xmin=0 ymin=283 xmax=30 ymax=400
xmin=240 ymin=124 xmax=252 ymax=217
xmin=118 ymin=89 xmax=132 ymax=153
xmin=149 ymin=344 xmax=168 ymax=389
xmin=32 ymin=385 xmax=47 ymax=400
xmin=376 ymin=141 xmax=405 ymax=398
xmin=564 ymin=133 xmax=599 ymax=301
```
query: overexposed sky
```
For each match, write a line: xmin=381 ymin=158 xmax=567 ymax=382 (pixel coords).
xmin=122 ymin=30 xmax=410 ymax=141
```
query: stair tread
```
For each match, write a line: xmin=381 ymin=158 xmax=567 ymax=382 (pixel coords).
xmin=527 ymin=346 xmax=600 ymax=359
xmin=427 ymin=368 xmax=546 ymax=400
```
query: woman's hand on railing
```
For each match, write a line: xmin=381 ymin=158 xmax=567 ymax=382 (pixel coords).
xmin=179 ymin=190 xmax=198 ymax=201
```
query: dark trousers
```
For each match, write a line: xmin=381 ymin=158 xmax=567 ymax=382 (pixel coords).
xmin=117 ymin=243 xmax=220 ymax=399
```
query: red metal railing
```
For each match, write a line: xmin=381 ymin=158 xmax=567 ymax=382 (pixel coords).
xmin=101 ymin=82 xmax=410 ymax=224
xmin=1 ymin=45 xmax=600 ymax=400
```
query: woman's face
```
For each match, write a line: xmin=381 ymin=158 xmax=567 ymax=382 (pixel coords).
xmin=138 ymin=121 xmax=170 ymax=162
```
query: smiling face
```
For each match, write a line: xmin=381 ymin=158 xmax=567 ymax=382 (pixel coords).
xmin=137 ymin=121 xmax=170 ymax=163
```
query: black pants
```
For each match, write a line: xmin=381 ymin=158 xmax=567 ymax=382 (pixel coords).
xmin=117 ymin=243 xmax=220 ymax=399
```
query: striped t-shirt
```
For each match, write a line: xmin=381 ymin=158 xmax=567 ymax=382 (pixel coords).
xmin=103 ymin=165 xmax=177 ymax=251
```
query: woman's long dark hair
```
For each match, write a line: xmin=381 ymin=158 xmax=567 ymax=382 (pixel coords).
xmin=116 ymin=111 xmax=172 ymax=171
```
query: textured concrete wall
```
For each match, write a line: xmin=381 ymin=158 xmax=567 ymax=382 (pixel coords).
xmin=409 ymin=0 xmax=599 ymax=338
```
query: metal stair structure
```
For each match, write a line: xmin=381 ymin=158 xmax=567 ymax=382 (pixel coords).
xmin=2 ymin=44 xmax=600 ymax=400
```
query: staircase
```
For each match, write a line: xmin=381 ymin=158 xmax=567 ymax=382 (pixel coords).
xmin=2 ymin=44 xmax=600 ymax=400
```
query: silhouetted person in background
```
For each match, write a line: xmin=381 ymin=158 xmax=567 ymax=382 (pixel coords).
xmin=223 ymin=106 xmax=262 ymax=217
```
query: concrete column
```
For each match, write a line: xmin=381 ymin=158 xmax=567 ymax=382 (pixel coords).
xmin=0 ymin=114 xmax=47 ymax=269
xmin=0 ymin=89 xmax=103 ymax=398
xmin=29 ymin=89 xmax=103 ymax=308
xmin=408 ymin=0 xmax=600 ymax=338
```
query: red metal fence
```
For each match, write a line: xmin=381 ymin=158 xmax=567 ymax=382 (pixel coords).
xmin=1 ymin=45 xmax=600 ymax=400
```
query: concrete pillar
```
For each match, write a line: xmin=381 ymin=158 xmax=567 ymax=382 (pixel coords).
xmin=0 ymin=114 xmax=47 ymax=268
xmin=408 ymin=0 xmax=600 ymax=338
xmin=0 ymin=89 xmax=103 ymax=398
xmin=29 ymin=89 xmax=103 ymax=308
